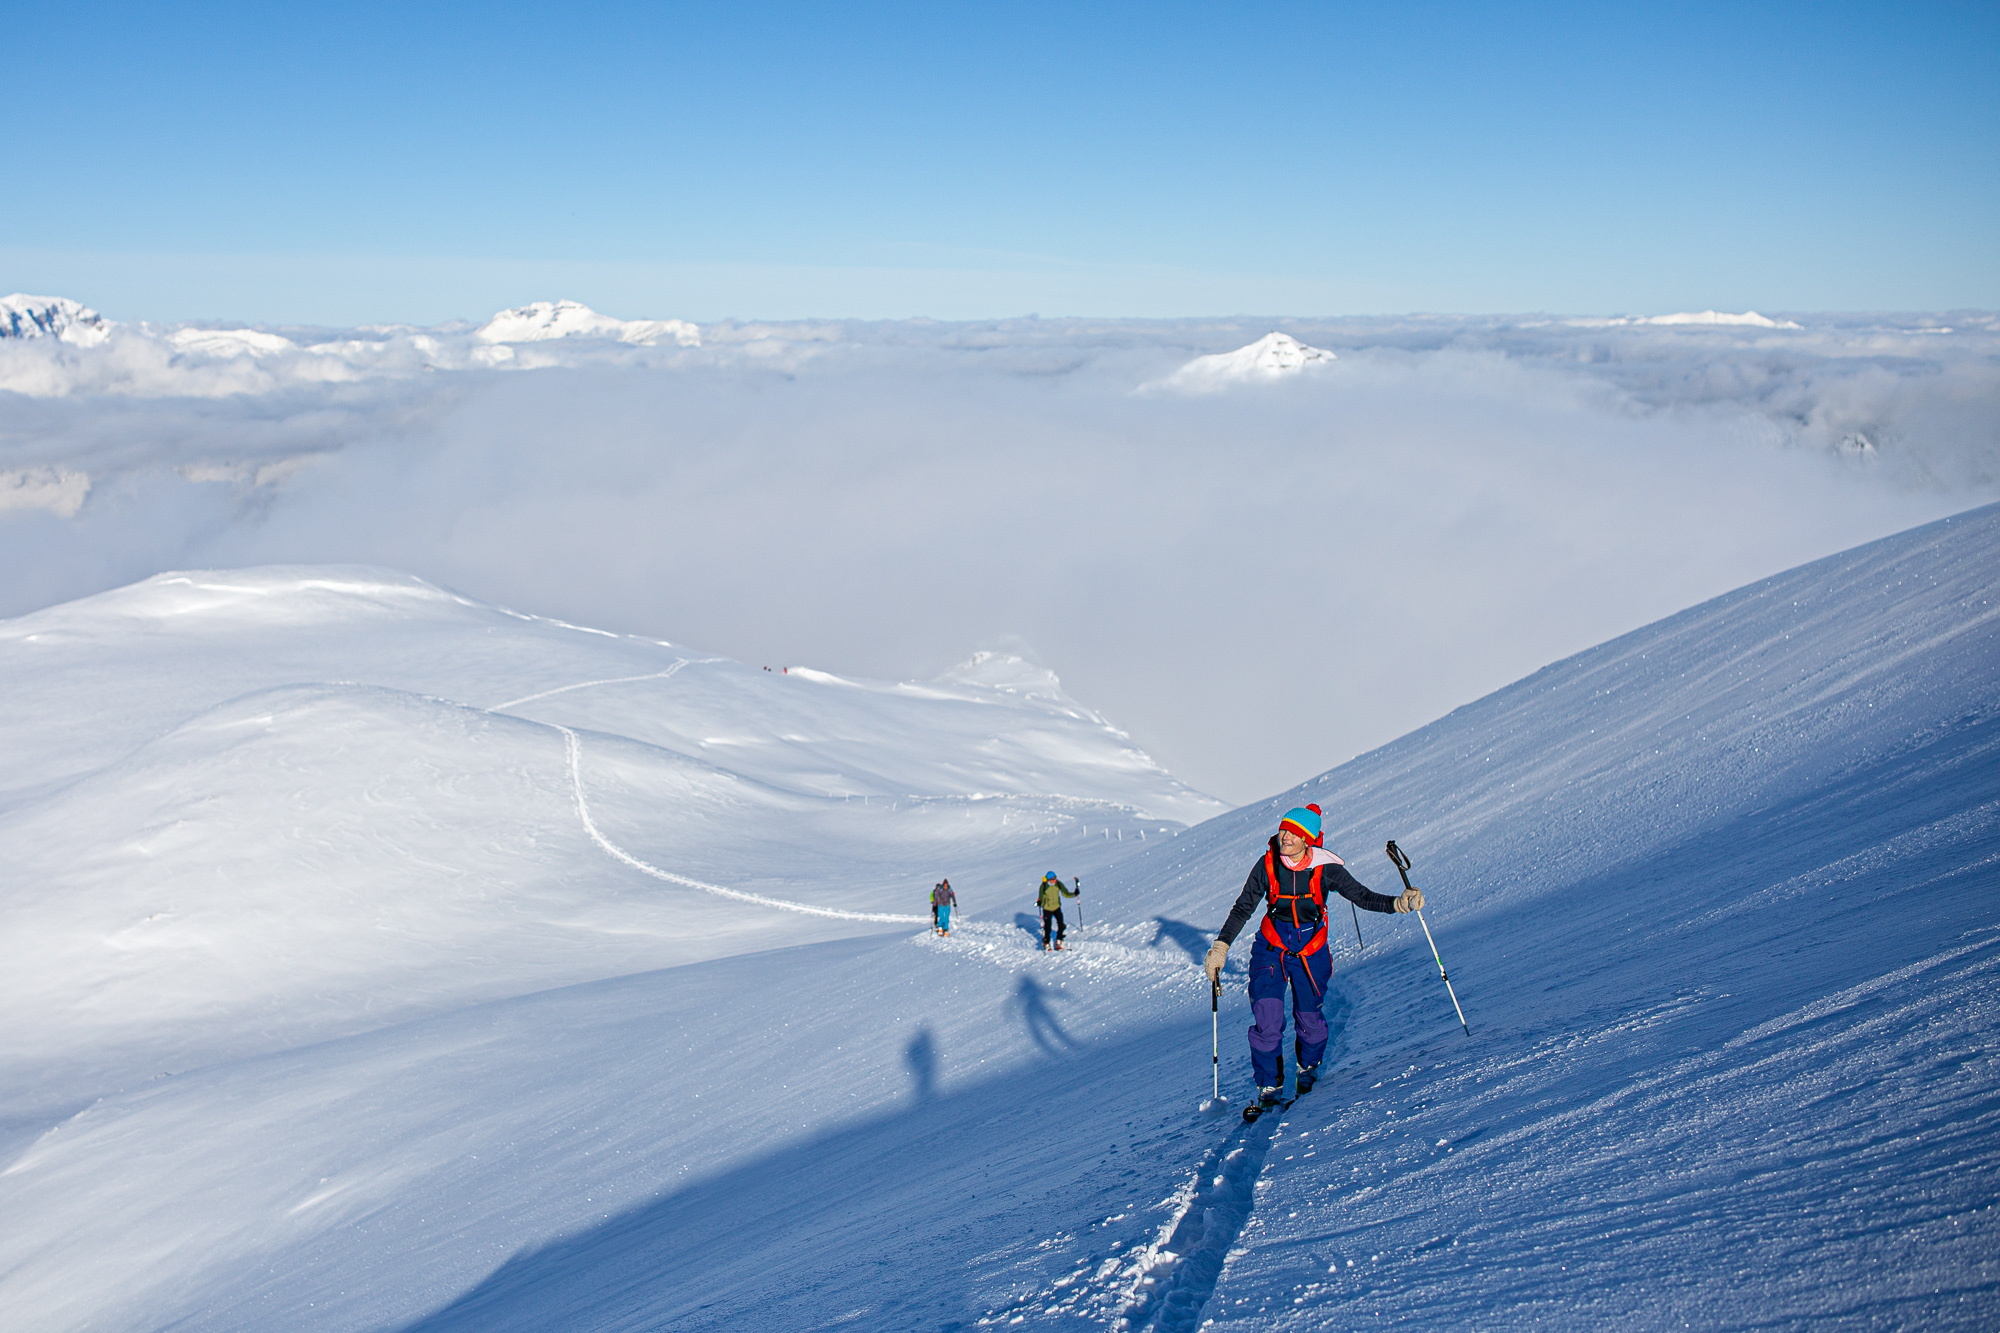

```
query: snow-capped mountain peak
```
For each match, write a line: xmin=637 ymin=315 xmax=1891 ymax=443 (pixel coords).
xmin=475 ymin=299 xmax=700 ymax=347
xmin=1151 ymin=331 xmax=1336 ymax=392
xmin=0 ymin=293 xmax=112 ymax=347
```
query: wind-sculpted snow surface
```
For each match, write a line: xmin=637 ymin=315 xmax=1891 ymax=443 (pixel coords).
xmin=0 ymin=568 xmax=1217 ymax=1115
xmin=1 ymin=506 xmax=1997 ymax=1331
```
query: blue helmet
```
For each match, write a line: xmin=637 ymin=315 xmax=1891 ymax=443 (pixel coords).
xmin=1044 ymin=871 xmax=1058 ymax=881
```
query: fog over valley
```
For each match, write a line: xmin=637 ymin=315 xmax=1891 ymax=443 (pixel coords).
xmin=3 ymin=296 xmax=1993 ymax=802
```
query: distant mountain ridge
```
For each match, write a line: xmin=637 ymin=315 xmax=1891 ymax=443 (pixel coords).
xmin=0 ymin=293 xmax=111 ymax=346
xmin=476 ymin=299 xmax=700 ymax=347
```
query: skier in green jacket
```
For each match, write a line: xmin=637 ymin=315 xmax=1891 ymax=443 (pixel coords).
xmin=1037 ymin=872 xmax=1079 ymax=951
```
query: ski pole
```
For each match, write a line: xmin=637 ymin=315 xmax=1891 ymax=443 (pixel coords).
xmin=1211 ymin=974 xmax=1221 ymax=1103
xmin=1075 ymin=877 xmax=1083 ymax=933
xmin=1385 ymin=840 xmax=1469 ymax=1036
xmin=1349 ymin=900 xmax=1365 ymax=952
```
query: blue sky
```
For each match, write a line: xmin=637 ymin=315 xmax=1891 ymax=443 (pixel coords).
xmin=4 ymin=0 xmax=1995 ymax=323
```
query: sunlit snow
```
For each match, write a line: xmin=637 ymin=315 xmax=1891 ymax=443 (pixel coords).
xmin=1152 ymin=331 xmax=1337 ymax=391
xmin=0 ymin=293 xmax=111 ymax=347
xmin=1 ymin=504 xmax=1994 ymax=1330
xmin=1566 ymin=309 xmax=1804 ymax=329
xmin=475 ymin=298 xmax=700 ymax=347
xmin=169 ymin=326 xmax=298 ymax=357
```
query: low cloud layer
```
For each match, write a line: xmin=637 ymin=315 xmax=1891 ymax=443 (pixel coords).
xmin=2 ymin=306 xmax=1994 ymax=803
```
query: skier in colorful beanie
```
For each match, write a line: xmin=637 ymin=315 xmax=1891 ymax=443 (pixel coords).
xmin=1202 ymin=805 xmax=1424 ymax=1108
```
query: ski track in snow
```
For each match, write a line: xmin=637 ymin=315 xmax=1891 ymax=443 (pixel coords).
xmin=487 ymin=656 xmax=723 ymax=711
xmin=490 ymin=654 xmax=933 ymax=923
xmin=554 ymin=722 xmax=929 ymax=924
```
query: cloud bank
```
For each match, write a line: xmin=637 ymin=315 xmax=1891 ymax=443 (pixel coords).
xmin=2 ymin=302 xmax=1994 ymax=803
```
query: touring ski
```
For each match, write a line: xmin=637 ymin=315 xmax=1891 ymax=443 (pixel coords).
xmin=1241 ymin=1078 xmax=1316 ymax=1123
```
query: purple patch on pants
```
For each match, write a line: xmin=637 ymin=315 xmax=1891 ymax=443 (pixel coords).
xmin=1248 ymin=997 xmax=1287 ymax=1052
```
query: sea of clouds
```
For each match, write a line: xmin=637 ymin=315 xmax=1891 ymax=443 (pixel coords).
xmin=2 ymin=300 xmax=1994 ymax=803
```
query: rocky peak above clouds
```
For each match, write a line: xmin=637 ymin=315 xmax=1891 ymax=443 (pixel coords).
xmin=1 ymin=293 xmax=112 ymax=346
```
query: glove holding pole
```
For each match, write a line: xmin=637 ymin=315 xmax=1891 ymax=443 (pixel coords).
xmin=1203 ymin=939 xmax=1228 ymax=986
xmin=1385 ymin=840 xmax=1470 ymax=1037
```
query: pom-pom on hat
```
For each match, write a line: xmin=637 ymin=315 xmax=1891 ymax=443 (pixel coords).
xmin=1279 ymin=804 xmax=1324 ymax=846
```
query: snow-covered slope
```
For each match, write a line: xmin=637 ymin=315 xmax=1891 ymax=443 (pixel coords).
xmin=475 ymin=298 xmax=699 ymax=347
xmin=0 ymin=568 xmax=1218 ymax=1113
xmin=1 ymin=506 xmax=1995 ymax=1332
xmin=0 ymin=293 xmax=111 ymax=346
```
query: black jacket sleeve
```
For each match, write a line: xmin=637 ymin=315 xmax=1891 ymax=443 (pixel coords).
xmin=1216 ymin=861 xmax=1268 ymax=946
xmin=1324 ymin=863 xmax=1400 ymax=915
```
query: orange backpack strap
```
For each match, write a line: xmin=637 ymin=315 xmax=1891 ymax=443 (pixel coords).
xmin=1261 ymin=857 xmax=1331 ymax=961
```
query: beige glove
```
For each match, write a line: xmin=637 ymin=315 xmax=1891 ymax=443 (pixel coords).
xmin=1394 ymin=886 xmax=1426 ymax=914
xmin=1203 ymin=940 xmax=1230 ymax=985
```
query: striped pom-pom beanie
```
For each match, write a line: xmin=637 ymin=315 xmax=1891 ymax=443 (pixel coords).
xmin=1279 ymin=804 xmax=1323 ymax=846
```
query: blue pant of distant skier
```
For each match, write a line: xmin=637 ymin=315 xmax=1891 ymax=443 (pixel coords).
xmin=1246 ymin=919 xmax=1331 ymax=1089
xmin=936 ymin=904 xmax=952 ymax=932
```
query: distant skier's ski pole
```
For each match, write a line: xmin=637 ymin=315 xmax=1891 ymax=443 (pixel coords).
xmin=1386 ymin=840 xmax=1470 ymax=1036
xmin=1075 ymin=877 xmax=1083 ymax=933
xmin=1211 ymin=975 xmax=1221 ymax=1103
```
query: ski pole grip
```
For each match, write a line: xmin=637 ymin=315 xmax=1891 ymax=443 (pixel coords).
xmin=1385 ymin=839 xmax=1416 ymax=892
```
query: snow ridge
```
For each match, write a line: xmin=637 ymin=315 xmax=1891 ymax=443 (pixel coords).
xmin=1567 ymin=309 xmax=1803 ymax=329
xmin=476 ymin=298 xmax=699 ymax=347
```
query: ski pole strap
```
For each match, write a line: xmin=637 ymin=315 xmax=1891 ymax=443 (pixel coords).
xmin=1386 ymin=839 xmax=1414 ymax=888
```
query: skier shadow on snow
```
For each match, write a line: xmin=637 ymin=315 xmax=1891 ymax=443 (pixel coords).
xmin=905 ymin=1026 xmax=938 ymax=1100
xmin=1013 ymin=910 xmax=1042 ymax=943
xmin=1149 ymin=917 xmax=1210 ymax=966
xmin=1012 ymin=975 xmax=1080 ymax=1055
xmin=392 ymin=1017 xmax=1213 ymax=1333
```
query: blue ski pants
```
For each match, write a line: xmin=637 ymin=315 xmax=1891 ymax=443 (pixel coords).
xmin=1246 ymin=922 xmax=1331 ymax=1089
xmin=936 ymin=904 xmax=952 ymax=932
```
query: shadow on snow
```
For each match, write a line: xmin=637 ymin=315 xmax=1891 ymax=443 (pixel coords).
xmin=392 ymin=1003 xmax=1292 ymax=1333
